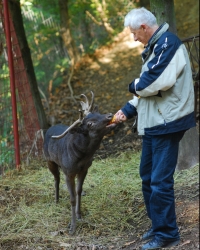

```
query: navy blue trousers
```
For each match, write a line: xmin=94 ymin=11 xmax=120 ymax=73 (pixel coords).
xmin=140 ymin=131 xmax=185 ymax=241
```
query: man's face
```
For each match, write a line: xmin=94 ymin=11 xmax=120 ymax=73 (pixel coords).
xmin=130 ymin=25 xmax=150 ymax=46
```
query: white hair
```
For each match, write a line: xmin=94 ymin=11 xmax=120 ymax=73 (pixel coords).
xmin=124 ymin=7 xmax=157 ymax=29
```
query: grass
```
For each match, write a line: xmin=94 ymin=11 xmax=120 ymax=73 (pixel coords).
xmin=0 ymin=151 xmax=199 ymax=249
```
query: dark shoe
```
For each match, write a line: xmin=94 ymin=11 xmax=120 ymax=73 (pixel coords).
xmin=141 ymin=237 xmax=180 ymax=249
xmin=142 ymin=228 xmax=155 ymax=241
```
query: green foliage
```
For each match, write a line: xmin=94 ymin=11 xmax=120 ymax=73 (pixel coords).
xmin=20 ymin=0 xmax=145 ymax=96
xmin=20 ymin=3 xmax=60 ymax=95
xmin=0 ymin=144 xmax=14 ymax=165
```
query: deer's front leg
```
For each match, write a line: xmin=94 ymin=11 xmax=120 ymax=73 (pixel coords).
xmin=76 ymin=170 xmax=88 ymax=220
xmin=65 ymin=174 xmax=76 ymax=234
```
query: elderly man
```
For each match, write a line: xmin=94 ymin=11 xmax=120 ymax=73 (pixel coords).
xmin=114 ymin=7 xmax=195 ymax=250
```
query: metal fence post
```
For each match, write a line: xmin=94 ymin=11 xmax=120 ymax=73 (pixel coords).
xmin=3 ymin=0 xmax=20 ymax=168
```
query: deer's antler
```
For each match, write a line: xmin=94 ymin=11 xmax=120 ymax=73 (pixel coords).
xmin=52 ymin=91 xmax=94 ymax=139
xmin=80 ymin=91 xmax=94 ymax=115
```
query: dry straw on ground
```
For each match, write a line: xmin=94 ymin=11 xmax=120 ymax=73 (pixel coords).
xmin=0 ymin=152 xmax=199 ymax=250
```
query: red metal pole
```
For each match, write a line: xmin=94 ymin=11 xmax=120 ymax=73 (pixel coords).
xmin=3 ymin=0 xmax=20 ymax=168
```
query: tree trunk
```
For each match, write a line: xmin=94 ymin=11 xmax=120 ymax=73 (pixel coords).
xmin=58 ymin=0 xmax=79 ymax=66
xmin=150 ymin=0 xmax=199 ymax=169
xmin=150 ymin=0 xmax=177 ymax=34
xmin=8 ymin=0 xmax=48 ymax=129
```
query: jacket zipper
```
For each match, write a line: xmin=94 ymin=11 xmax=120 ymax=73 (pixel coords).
xmin=157 ymin=108 xmax=166 ymax=125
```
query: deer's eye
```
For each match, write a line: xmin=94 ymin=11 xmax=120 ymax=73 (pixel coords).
xmin=87 ymin=122 xmax=93 ymax=128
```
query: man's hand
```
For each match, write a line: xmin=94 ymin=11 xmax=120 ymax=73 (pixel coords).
xmin=114 ymin=110 xmax=127 ymax=123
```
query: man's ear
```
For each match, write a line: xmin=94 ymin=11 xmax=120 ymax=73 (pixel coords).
xmin=141 ymin=24 xmax=146 ymax=30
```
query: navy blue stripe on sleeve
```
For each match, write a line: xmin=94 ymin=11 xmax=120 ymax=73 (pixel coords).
xmin=121 ymin=102 xmax=137 ymax=119
xmin=136 ymin=32 xmax=182 ymax=92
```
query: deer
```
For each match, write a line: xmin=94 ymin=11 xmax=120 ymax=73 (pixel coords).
xmin=43 ymin=91 xmax=117 ymax=234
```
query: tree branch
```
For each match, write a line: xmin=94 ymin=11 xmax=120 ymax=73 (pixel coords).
xmin=85 ymin=10 xmax=102 ymax=26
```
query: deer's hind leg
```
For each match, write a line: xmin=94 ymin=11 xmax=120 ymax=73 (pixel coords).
xmin=65 ymin=174 xmax=76 ymax=234
xmin=48 ymin=161 xmax=60 ymax=203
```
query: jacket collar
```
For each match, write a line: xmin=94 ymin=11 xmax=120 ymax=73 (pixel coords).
xmin=142 ymin=22 xmax=169 ymax=61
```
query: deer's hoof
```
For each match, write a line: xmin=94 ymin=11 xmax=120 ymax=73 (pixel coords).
xmin=68 ymin=227 xmax=76 ymax=235
xmin=67 ymin=223 xmax=76 ymax=235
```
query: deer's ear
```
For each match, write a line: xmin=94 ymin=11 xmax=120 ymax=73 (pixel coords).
xmin=92 ymin=105 xmax=99 ymax=113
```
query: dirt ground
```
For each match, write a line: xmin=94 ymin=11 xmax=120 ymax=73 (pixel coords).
xmin=43 ymin=23 xmax=200 ymax=250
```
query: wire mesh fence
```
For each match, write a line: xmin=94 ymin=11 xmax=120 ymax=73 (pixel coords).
xmin=0 ymin=3 xmax=14 ymax=170
xmin=0 ymin=1 xmax=43 ymax=173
